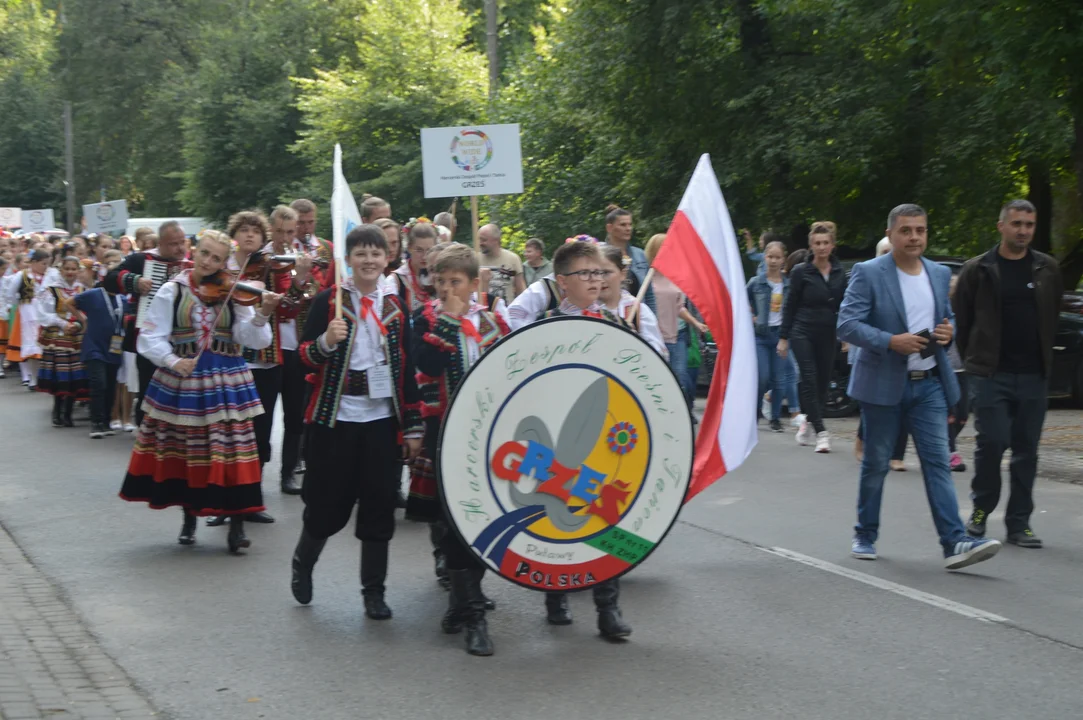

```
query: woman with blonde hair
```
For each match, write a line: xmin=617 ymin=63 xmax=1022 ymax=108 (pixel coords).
xmin=119 ymin=230 xmax=283 ymax=552
xmin=644 ymin=233 xmax=707 ymax=407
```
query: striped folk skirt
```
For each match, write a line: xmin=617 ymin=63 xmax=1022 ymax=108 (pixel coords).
xmin=119 ymin=351 xmax=266 ymax=516
xmin=36 ymin=328 xmax=88 ymax=398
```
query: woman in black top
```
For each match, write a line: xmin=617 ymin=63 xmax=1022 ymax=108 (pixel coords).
xmin=778 ymin=223 xmax=847 ymax=452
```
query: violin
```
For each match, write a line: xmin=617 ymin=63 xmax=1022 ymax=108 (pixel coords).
xmin=192 ymin=272 xmax=268 ymax=306
xmin=245 ymin=252 xmax=328 ymax=278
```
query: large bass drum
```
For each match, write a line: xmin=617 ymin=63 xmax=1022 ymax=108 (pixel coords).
xmin=438 ymin=316 xmax=693 ymax=592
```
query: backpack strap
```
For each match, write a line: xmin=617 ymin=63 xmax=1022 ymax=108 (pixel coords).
xmin=542 ymin=277 xmax=560 ymax=312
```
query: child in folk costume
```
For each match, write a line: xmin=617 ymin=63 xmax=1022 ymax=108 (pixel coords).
xmin=36 ymin=257 xmax=89 ymax=426
xmin=119 ymin=231 xmax=283 ymax=553
xmin=289 ymin=225 xmax=422 ymax=620
xmin=411 ymin=244 xmax=511 ymax=656
xmin=528 ymin=240 xmax=634 ymax=639
xmin=73 ymin=253 xmax=129 ymax=438
xmin=0 ymin=255 xmax=10 ymax=374
xmin=3 ymin=249 xmax=51 ymax=388
xmin=387 ymin=219 xmax=438 ymax=313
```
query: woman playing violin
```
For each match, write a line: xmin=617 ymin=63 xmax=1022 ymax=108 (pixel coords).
xmin=119 ymin=230 xmax=283 ymax=553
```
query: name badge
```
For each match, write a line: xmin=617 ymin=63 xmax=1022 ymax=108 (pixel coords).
xmin=109 ymin=335 xmax=124 ymax=355
xmin=366 ymin=365 xmax=392 ymax=399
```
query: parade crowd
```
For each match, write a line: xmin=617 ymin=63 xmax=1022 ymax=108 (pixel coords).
xmin=0 ymin=194 xmax=1061 ymax=655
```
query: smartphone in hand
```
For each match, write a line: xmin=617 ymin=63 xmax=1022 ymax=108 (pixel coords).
xmin=915 ymin=329 xmax=935 ymax=359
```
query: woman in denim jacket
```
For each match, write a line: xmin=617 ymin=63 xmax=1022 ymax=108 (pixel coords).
xmin=746 ymin=241 xmax=790 ymax=431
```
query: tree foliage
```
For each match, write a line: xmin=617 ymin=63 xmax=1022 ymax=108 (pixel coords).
xmin=0 ymin=0 xmax=63 ymax=213
xmin=3 ymin=0 xmax=1082 ymax=285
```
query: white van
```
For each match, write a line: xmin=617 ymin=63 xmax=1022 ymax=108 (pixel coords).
xmin=125 ymin=217 xmax=214 ymax=237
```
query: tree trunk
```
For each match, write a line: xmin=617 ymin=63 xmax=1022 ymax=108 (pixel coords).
xmin=1027 ymin=160 xmax=1052 ymax=254
xmin=486 ymin=0 xmax=498 ymax=102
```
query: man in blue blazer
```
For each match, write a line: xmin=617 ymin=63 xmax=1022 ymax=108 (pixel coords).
xmin=837 ymin=203 xmax=1001 ymax=570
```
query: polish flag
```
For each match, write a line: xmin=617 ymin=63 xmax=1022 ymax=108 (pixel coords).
xmin=652 ymin=154 xmax=758 ymax=501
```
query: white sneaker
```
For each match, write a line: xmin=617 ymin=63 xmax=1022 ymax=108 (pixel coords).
xmin=791 ymin=413 xmax=806 ymax=429
xmin=796 ymin=421 xmax=813 ymax=446
xmin=109 ymin=420 xmax=123 ymax=430
xmin=123 ymin=423 xmax=137 ymax=433
xmin=815 ymin=431 xmax=831 ymax=453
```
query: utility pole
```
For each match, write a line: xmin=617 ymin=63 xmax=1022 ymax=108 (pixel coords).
xmin=486 ymin=0 xmax=498 ymax=101
xmin=64 ymin=101 xmax=76 ymax=233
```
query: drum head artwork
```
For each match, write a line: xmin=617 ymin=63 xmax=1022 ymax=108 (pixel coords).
xmin=438 ymin=316 xmax=694 ymax=592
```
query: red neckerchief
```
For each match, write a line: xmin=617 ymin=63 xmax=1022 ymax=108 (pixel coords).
xmin=359 ymin=295 xmax=387 ymax=336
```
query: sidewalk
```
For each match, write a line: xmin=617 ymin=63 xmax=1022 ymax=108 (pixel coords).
xmin=0 ymin=523 xmax=158 ymax=720
xmin=827 ymin=405 xmax=1083 ymax=485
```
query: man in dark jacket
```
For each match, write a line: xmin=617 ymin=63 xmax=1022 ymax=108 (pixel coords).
xmin=952 ymin=199 xmax=1063 ymax=548
xmin=104 ymin=221 xmax=191 ymax=425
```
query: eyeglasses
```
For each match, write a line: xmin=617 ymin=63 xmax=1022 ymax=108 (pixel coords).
xmin=560 ymin=270 xmax=608 ymax=280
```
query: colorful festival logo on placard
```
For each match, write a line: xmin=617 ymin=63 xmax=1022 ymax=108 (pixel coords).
xmin=28 ymin=211 xmax=45 ymax=225
xmin=96 ymin=204 xmax=115 ymax=222
xmin=449 ymin=129 xmax=494 ymax=172
xmin=439 ymin=317 xmax=693 ymax=592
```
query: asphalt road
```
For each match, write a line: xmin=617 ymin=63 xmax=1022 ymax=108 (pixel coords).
xmin=2 ymin=381 xmax=1082 ymax=720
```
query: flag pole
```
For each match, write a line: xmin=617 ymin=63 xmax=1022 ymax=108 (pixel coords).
xmin=626 ymin=267 xmax=655 ymax=325
xmin=470 ymin=196 xmax=480 ymax=254
xmin=335 ymin=259 xmax=343 ymax=320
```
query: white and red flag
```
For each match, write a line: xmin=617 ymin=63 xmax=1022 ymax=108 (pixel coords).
xmin=652 ymin=154 xmax=758 ymax=501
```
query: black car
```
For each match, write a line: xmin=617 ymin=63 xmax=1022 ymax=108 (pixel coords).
xmin=824 ymin=290 xmax=1083 ymax=417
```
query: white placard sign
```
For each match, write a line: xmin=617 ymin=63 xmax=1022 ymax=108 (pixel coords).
xmin=0 ymin=207 xmax=21 ymax=229
xmin=83 ymin=200 xmax=129 ymax=234
xmin=21 ymin=209 xmax=55 ymax=233
xmin=421 ymin=123 xmax=523 ymax=198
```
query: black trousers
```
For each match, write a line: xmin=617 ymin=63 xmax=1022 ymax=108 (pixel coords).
xmin=279 ymin=349 xmax=307 ymax=477
xmin=250 ymin=365 xmax=284 ymax=467
xmin=302 ymin=418 xmax=401 ymax=542
xmin=970 ymin=372 xmax=1047 ymax=533
xmin=790 ymin=330 xmax=836 ymax=433
xmin=86 ymin=359 xmax=118 ymax=426
xmin=134 ymin=353 xmax=156 ymax=426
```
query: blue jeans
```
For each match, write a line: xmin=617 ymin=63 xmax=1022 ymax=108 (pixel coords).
xmin=784 ymin=355 xmax=799 ymax=413
xmin=855 ymin=375 xmax=967 ymax=550
xmin=755 ymin=327 xmax=787 ymax=421
xmin=666 ymin=328 xmax=690 ymax=406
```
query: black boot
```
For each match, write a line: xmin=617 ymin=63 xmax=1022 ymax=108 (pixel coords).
xmin=178 ymin=509 xmax=197 ymax=546
xmin=434 ymin=549 xmax=450 ymax=590
xmin=280 ymin=432 xmax=303 ymax=495
xmin=291 ymin=528 xmax=327 ymax=605
xmin=545 ymin=592 xmax=573 ymax=625
xmin=360 ymin=541 xmax=392 ymax=620
xmin=206 ymin=515 xmax=228 ymax=527
xmin=52 ymin=396 xmax=64 ymax=428
xmin=62 ymin=396 xmax=75 ymax=427
xmin=594 ymin=579 xmax=632 ymax=639
xmin=442 ymin=568 xmax=467 ymax=635
xmin=227 ymin=516 xmax=250 ymax=554
xmin=463 ymin=568 xmax=494 ymax=656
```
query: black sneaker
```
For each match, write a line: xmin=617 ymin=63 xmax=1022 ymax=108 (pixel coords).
xmin=1006 ymin=528 xmax=1043 ymax=549
xmin=769 ymin=419 xmax=783 ymax=433
xmin=966 ymin=508 xmax=987 ymax=537
xmin=89 ymin=423 xmax=107 ymax=439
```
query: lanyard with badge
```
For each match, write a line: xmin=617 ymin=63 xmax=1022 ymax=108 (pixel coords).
xmin=358 ymin=292 xmax=393 ymax=399
xmin=102 ymin=288 xmax=125 ymax=355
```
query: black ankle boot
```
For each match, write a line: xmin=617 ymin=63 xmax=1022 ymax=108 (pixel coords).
xmin=291 ymin=529 xmax=327 ymax=605
xmin=441 ymin=569 xmax=467 ymax=635
xmin=52 ymin=397 xmax=64 ymax=428
xmin=461 ymin=568 xmax=494 ymax=656
xmin=227 ymin=516 xmax=250 ymax=554
xmin=178 ymin=509 xmax=197 ymax=545
xmin=360 ymin=541 xmax=392 ymax=619
xmin=62 ymin=396 xmax=75 ymax=427
xmin=594 ymin=579 xmax=631 ymax=639
xmin=545 ymin=592 xmax=573 ymax=625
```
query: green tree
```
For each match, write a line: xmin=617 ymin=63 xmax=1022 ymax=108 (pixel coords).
xmin=0 ymin=0 xmax=63 ymax=215
xmin=293 ymin=0 xmax=487 ymax=230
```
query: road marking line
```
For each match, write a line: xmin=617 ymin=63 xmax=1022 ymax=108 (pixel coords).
xmin=761 ymin=546 xmax=1012 ymax=624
